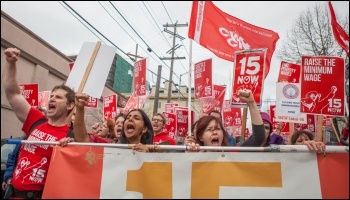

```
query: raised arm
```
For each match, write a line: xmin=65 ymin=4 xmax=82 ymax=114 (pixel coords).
xmin=4 ymin=48 xmax=31 ymax=123
xmin=237 ymin=89 xmax=265 ymax=147
xmin=73 ymin=93 xmax=90 ymax=142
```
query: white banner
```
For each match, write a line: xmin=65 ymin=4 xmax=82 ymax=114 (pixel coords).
xmin=42 ymin=146 xmax=349 ymax=199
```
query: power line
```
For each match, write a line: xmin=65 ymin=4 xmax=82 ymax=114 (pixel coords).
xmin=108 ymin=1 xmax=185 ymax=86
xmin=61 ymin=1 xmax=170 ymax=83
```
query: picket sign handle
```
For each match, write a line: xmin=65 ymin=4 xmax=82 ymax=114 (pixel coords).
xmin=6 ymin=139 xmax=349 ymax=153
xmin=240 ymin=108 xmax=248 ymax=142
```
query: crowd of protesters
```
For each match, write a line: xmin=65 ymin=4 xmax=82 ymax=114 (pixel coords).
xmin=2 ymin=47 xmax=348 ymax=199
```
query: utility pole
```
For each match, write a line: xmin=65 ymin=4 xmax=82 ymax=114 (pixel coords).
xmin=161 ymin=21 xmax=187 ymax=103
xmin=153 ymin=65 xmax=162 ymax=115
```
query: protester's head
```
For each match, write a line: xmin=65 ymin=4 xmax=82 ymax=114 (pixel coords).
xmin=260 ymin=111 xmax=272 ymax=147
xmin=152 ymin=113 xmax=166 ymax=134
xmin=209 ymin=110 xmax=222 ymax=122
xmin=99 ymin=119 xmax=116 ymax=139
xmin=114 ymin=113 xmax=126 ymax=140
xmin=291 ymin=130 xmax=314 ymax=145
xmin=195 ymin=115 xmax=229 ymax=147
xmin=120 ymin=109 xmax=154 ymax=144
xmin=91 ymin=122 xmax=103 ymax=135
xmin=49 ymin=84 xmax=75 ymax=117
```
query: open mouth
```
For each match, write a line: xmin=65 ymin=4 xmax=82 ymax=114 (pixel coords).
xmin=48 ymin=104 xmax=55 ymax=111
xmin=211 ymin=137 xmax=220 ymax=145
xmin=126 ymin=124 xmax=135 ymax=133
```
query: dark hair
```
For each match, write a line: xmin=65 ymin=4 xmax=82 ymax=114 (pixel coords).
xmin=290 ymin=130 xmax=314 ymax=145
xmin=195 ymin=115 xmax=229 ymax=146
xmin=209 ymin=110 xmax=222 ymax=120
xmin=51 ymin=84 xmax=75 ymax=116
xmin=115 ymin=113 xmax=126 ymax=121
xmin=152 ymin=113 xmax=166 ymax=124
xmin=119 ymin=109 xmax=154 ymax=144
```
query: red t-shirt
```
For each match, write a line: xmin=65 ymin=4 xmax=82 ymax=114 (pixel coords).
xmin=89 ymin=133 xmax=109 ymax=143
xmin=153 ymin=131 xmax=176 ymax=145
xmin=12 ymin=107 xmax=69 ymax=191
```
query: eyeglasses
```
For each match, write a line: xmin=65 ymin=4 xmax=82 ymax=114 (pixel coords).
xmin=152 ymin=119 xmax=163 ymax=123
xmin=264 ymin=126 xmax=270 ymax=130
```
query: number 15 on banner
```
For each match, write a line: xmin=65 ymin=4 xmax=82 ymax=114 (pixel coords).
xmin=231 ymin=48 xmax=267 ymax=107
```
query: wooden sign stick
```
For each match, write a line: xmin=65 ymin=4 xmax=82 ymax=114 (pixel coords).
xmin=240 ymin=107 xmax=248 ymax=142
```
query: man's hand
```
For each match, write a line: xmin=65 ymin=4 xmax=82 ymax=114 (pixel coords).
xmin=75 ymin=93 xmax=89 ymax=109
xmin=4 ymin=48 xmax=20 ymax=63
xmin=58 ymin=137 xmax=75 ymax=147
xmin=2 ymin=178 xmax=12 ymax=190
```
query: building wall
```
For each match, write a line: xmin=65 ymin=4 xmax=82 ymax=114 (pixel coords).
xmin=146 ymin=81 xmax=201 ymax=120
xmin=1 ymin=11 xmax=118 ymax=139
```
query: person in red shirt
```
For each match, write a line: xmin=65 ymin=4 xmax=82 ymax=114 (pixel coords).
xmin=152 ymin=113 xmax=176 ymax=145
xmin=3 ymin=48 xmax=76 ymax=198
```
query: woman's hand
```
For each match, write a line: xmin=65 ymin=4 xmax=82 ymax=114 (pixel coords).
xmin=304 ymin=140 xmax=326 ymax=152
xmin=132 ymin=143 xmax=150 ymax=152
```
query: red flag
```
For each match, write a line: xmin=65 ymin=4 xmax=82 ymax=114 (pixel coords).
xmin=328 ymin=1 xmax=349 ymax=56
xmin=188 ymin=1 xmax=279 ymax=79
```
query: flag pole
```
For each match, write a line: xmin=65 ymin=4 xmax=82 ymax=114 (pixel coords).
xmin=187 ymin=40 xmax=193 ymax=136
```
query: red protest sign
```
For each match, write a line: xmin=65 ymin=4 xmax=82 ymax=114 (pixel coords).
xmin=223 ymin=100 xmax=242 ymax=127
xmin=174 ymin=107 xmax=195 ymax=139
xmin=194 ymin=58 xmax=213 ymax=99
xmin=300 ymin=56 xmax=345 ymax=116
xmin=86 ymin=96 xmax=98 ymax=108
xmin=294 ymin=114 xmax=316 ymax=133
xmin=201 ymin=85 xmax=226 ymax=115
xmin=277 ymin=61 xmax=301 ymax=83
xmin=20 ymin=83 xmax=38 ymax=106
xmin=133 ymin=58 xmax=147 ymax=96
xmin=103 ymin=94 xmax=117 ymax=120
xmin=163 ymin=112 xmax=177 ymax=139
xmin=231 ymin=49 xmax=266 ymax=107
xmin=165 ymin=103 xmax=179 ymax=113
xmin=123 ymin=92 xmax=149 ymax=113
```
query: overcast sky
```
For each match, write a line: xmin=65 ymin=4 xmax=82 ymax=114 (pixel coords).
xmin=1 ymin=1 xmax=349 ymax=108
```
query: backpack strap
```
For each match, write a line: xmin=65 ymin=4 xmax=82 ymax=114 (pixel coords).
xmin=27 ymin=118 xmax=49 ymax=138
